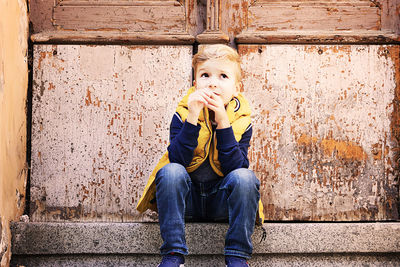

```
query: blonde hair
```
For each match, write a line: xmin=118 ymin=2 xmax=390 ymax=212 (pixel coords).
xmin=192 ymin=44 xmax=242 ymax=82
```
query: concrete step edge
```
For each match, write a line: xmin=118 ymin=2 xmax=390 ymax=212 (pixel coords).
xmin=11 ymin=222 xmax=400 ymax=255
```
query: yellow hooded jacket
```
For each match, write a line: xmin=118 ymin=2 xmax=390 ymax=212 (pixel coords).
xmin=136 ymin=87 xmax=264 ymax=224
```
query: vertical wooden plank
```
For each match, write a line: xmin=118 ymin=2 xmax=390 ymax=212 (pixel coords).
xmin=31 ymin=45 xmax=192 ymax=222
xmin=196 ymin=0 xmax=229 ymax=43
xmin=220 ymin=0 xmax=251 ymax=46
xmin=379 ymin=0 xmax=400 ymax=35
xmin=387 ymin=45 xmax=400 ymax=210
xmin=29 ymin=0 xmax=54 ymax=33
xmin=240 ymin=44 xmax=399 ymax=221
xmin=186 ymin=0 xmax=203 ymax=36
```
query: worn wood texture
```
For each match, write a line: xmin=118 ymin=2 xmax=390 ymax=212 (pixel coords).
xmin=30 ymin=0 xmax=399 ymax=44
xmin=220 ymin=0 xmax=251 ymax=46
xmin=30 ymin=45 xmax=192 ymax=222
xmin=379 ymin=0 xmax=400 ymax=35
xmin=31 ymin=44 xmax=399 ymax=222
xmin=235 ymin=0 xmax=400 ymax=44
xmin=196 ymin=0 xmax=229 ymax=44
xmin=248 ymin=1 xmax=380 ymax=32
xmin=31 ymin=31 xmax=195 ymax=45
xmin=29 ymin=0 xmax=54 ymax=33
xmin=239 ymin=44 xmax=399 ymax=221
xmin=236 ymin=30 xmax=400 ymax=44
xmin=53 ymin=5 xmax=185 ymax=32
xmin=29 ymin=0 xmax=198 ymax=44
xmin=225 ymin=0 xmax=400 ymax=46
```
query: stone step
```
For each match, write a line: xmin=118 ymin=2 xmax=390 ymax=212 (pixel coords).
xmin=10 ymin=222 xmax=400 ymax=266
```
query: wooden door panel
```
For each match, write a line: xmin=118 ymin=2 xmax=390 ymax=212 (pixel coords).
xmin=30 ymin=45 xmax=192 ymax=222
xmin=30 ymin=0 xmax=398 ymax=44
xmin=230 ymin=0 xmax=399 ymax=44
xmin=247 ymin=0 xmax=381 ymax=32
xmin=53 ymin=1 xmax=185 ymax=32
xmin=248 ymin=5 xmax=380 ymax=31
xmin=30 ymin=0 xmax=197 ymax=44
xmin=31 ymin=44 xmax=400 ymax=222
xmin=240 ymin=44 xmax=399 ymax=221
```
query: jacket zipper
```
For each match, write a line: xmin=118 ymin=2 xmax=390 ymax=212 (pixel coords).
xmin=209 ymin=130 xmax=217 ymax=171
xmin=203 ymin=108 xmax=212 ymax=159
xmin=206 ymin=110 xmax=219 ymax=174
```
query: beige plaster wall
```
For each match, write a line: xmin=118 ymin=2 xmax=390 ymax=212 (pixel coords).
xmin=0 ymin=0 xmax=29 ymax=265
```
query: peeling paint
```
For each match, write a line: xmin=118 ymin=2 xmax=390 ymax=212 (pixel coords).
xmin=247 ymin=2 xmax=381 ymax=31
xmin=31 ymin=45 xmax=192 ymax=222
xmin=28 ymin=45 xmax=400 ymax=222
xmin=240 ymin=44 xmax=399 ymax=221
xmin=298 ymin=134 xmax=367 ymax=161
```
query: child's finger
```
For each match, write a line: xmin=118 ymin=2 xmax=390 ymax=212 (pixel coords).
xmin=193 ymin=93 xmax=207 ymax=102
xmin=201 ymin=88 xmax=212 ymax=95
xmin=207 ymin=95 xmax=223 ymax=107
xmin=199 ymin=91 xmax=212 ymax=102
xmin=208 ymin=92 xmax=222 ymax=103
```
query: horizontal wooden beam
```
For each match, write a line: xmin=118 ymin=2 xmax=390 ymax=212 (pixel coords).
xmin=236 ymin=31 xmax=400 ymax=44
xmin=58 ymin=1 xmax=181 ymax=7
xmin=195 ymin=30 xmax=229 ymax=44
xmin=252 ymin=0 xmax=374 ymax=7
xmin=30 ymin=31 xmax=195 ymax=44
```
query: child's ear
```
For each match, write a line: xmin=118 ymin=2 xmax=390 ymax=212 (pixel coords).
xmin=193 ymin=80 xmax=197 ymax=88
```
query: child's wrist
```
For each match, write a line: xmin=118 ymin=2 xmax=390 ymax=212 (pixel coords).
xmin=216 ymin=118 xmax=230 ymax=129
xmin=187 ymin=110 xmax=200 ymax=125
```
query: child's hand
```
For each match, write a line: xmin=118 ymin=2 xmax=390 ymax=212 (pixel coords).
xmin=186 ymin=89 xmax=210 ymax=125
xmin=204 ymin=92 xmax=230 ymax=129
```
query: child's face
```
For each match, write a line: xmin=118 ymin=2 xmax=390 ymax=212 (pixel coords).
xmin=194 ymin=58 xmax=240 ymax=105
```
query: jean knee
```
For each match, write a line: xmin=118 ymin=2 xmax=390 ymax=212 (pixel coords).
xmin=155 ymin=163 xmax=189 ymax=187
xmin=226 ymin=168 xmax=260 ymax=192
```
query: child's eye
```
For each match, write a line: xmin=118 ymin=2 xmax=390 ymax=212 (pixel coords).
xmin=201 ymin=73 xmax=209 ymax=78
xmin=221 ymin=74 xmax=228 ymax=78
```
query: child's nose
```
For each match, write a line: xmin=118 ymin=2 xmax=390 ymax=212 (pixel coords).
xmin=208 ymin=77 xmax=219 ymax=88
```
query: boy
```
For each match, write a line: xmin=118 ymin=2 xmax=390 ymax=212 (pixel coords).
xmin=137 ymin=44 xmax=264 ymax=267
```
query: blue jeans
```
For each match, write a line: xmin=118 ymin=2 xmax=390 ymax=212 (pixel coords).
xmin=155 ymin=163 xmax=260 ymax=259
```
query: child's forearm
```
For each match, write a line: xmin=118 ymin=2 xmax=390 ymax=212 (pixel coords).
xmin=216 ymin=126 xmax=252 ymax=175
xmin=168 ymin=115 xmax=200 ymax=166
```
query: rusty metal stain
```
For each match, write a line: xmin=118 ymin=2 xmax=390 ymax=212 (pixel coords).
xmin=240 ymin=44 xmax=399 ymax=221
xmin=31 ymin=45 xmax=192 ymax=222
xmin=297 ymin=134 xmax=368 ymax=161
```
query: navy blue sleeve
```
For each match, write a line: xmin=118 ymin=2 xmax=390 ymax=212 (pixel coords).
xmin=167 ymin=113 xmax=201 ymax=167
xmin=216 ymin=125 xmax=252 ymax=176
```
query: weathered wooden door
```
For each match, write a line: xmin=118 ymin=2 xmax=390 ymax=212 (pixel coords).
xmin=233 ymin=0 xmax=400 ymax=221
xmin=29 ymin=0 xmax=198 ymax=222
xmin=29 ymin=0 xmax=399 ymax=222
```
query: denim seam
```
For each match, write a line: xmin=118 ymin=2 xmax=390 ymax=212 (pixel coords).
xmin=161 ymin=248 xmax=189 ymax=256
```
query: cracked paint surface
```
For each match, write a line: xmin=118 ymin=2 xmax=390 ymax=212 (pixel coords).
xmin=240 ymin=44 xmax=399 ymax=221
xmin=31 ymin=45 xmax=192 ymax=222
xmin=31 ymin=44 xmax=399 ymax=222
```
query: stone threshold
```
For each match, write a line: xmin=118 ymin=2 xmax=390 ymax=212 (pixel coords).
xmin=11 ymin=222 xmax=400 ymax=256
